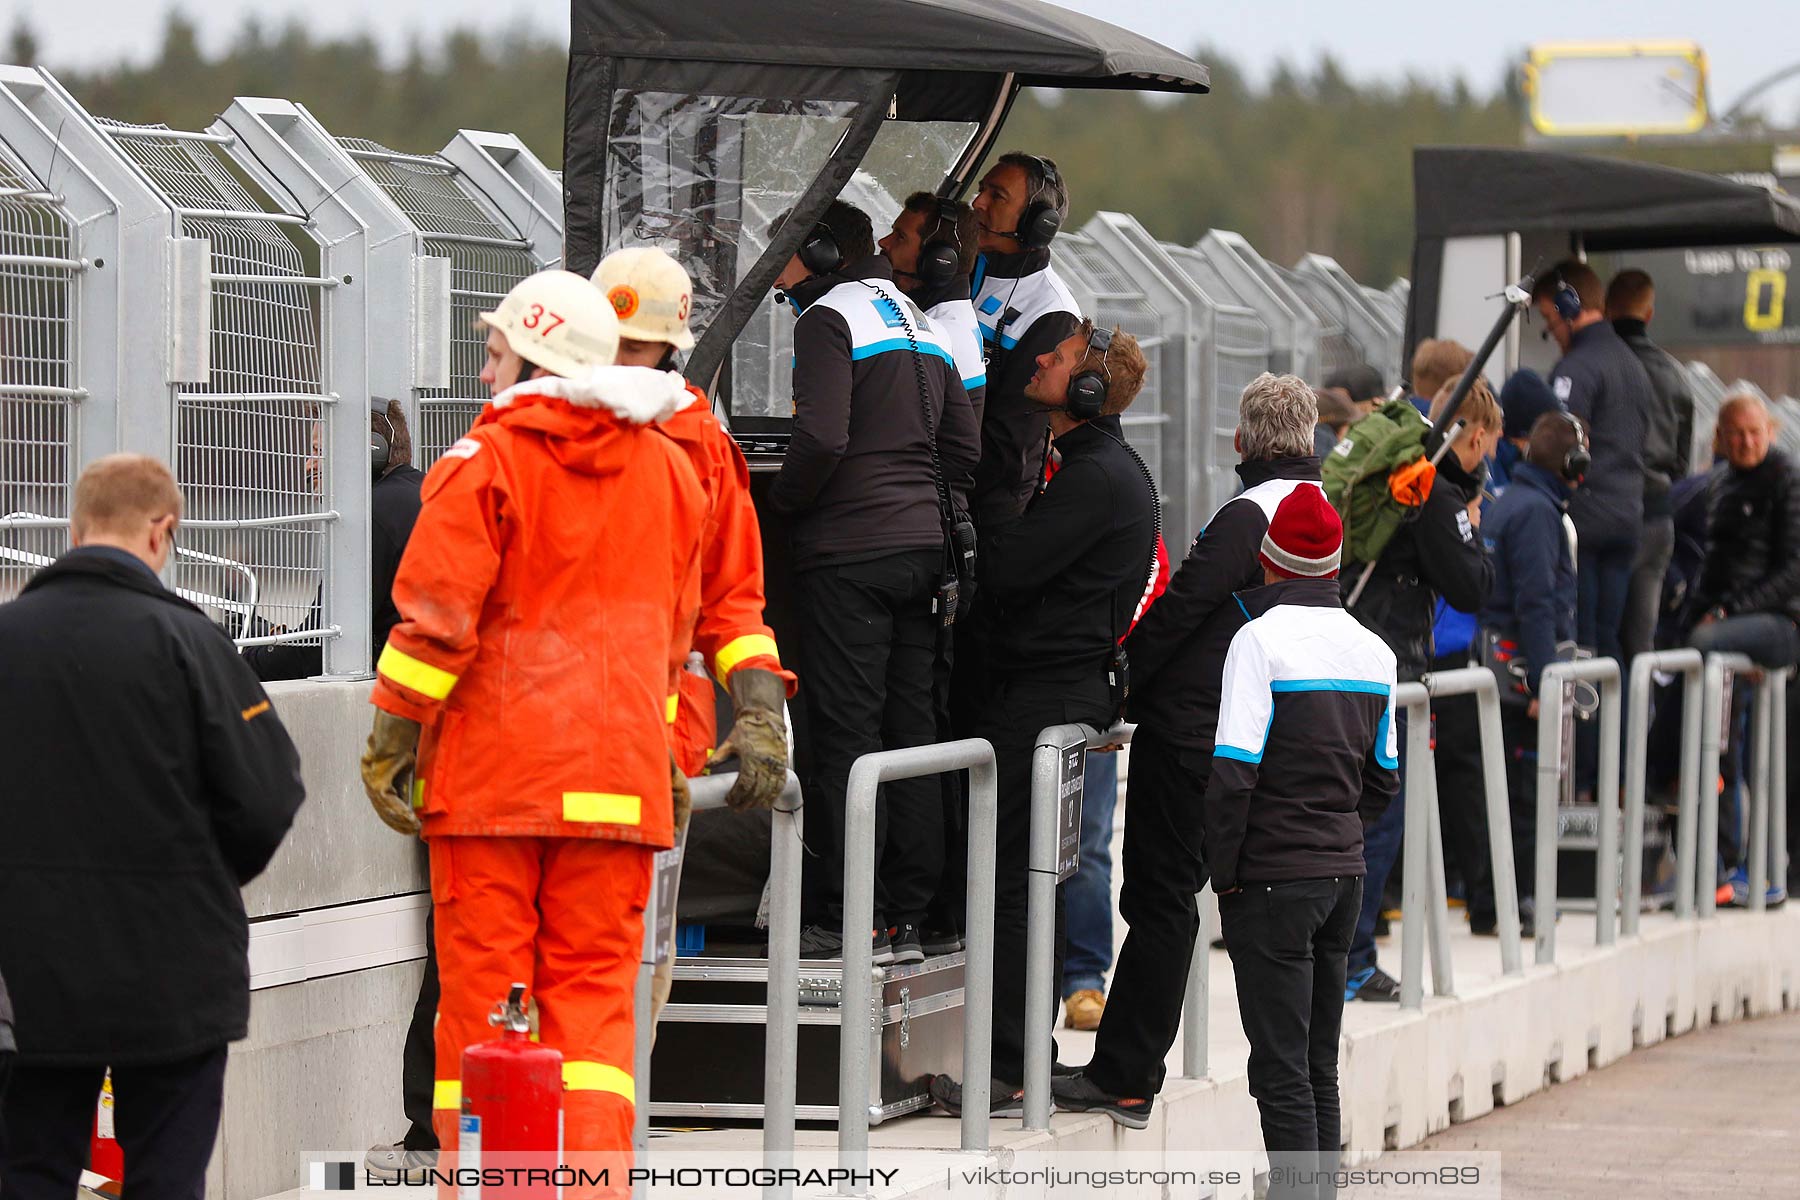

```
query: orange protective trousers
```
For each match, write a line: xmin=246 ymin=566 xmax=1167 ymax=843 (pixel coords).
xmin=429 ymin=835 xmax=652 ymax=1193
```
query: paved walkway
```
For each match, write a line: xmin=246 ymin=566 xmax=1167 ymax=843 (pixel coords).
xmin=1371 ymin=1009 xmax=1800 ymax=1198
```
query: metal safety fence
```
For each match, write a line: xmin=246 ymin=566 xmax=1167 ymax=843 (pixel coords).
xmin=633 ymin=771 xmax=804 ymax=1200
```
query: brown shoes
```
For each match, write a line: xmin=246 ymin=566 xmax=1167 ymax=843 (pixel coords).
xmin=1063 ymin=988 xmax=1105 ymax=1031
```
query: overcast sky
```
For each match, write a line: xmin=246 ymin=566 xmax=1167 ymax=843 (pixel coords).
xmin=20 ymin=1 xmax=1800 ymax=114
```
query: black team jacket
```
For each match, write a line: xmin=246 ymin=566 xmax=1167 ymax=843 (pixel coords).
xmin=1124 ymin=456 xmax=1322 ymax=751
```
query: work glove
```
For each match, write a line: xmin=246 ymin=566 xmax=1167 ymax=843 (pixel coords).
xmin=361 ymin=710 xmax=422 ymax=836
xmin=714 ymin=667 xmax=789 ymax=813
xmin=671 ymin=752 xmax=693 ymax=835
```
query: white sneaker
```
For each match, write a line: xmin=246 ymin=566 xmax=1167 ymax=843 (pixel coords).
xmin=364 ymin=1142 xmax=438 ymax=1182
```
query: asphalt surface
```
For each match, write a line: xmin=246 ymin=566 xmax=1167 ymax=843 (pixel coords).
xmin=1368 ymin=1009 xmax=1800 ymax=1198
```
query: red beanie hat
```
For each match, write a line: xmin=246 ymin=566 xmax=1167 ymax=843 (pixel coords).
xmin=1259 ymin=485 xmax=1343 ymax=579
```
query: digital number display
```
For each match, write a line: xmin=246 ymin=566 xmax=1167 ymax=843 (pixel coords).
xmin=1627 ymin=247 xmax=1800 ymax=346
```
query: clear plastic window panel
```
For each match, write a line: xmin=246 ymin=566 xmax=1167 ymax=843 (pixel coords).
xmin=733 ymin=120 xmax=975 ymax=419
xmin=0 ymin=145 xmax=77 ymax=600
xmin=104 ymin=121 xmax=330 ymax=643
xmin=339 ymin=139 xmax=540 ymax=465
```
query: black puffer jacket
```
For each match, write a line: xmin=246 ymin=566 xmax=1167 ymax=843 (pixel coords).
xmin=1344 ymin=453 xmax=1492 ymax=681
xmin=1692 ymin=447 xmax=1800 ymax=626
xmin=1613 ymin=318 xmax=1693 ymax=520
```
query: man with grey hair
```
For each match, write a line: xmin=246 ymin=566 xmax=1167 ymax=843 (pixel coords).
xmin=1056 ymin=372 xmax=1324 ymax=1125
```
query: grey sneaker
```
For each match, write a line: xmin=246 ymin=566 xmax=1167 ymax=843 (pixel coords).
xmin=364 ymin=1142 xmax=437 ymax=1182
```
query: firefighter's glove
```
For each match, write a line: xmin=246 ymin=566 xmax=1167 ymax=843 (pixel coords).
xmin=671 ymin=753 xmax=693 ymax=834
xmin=716 ymin=667 xmax=789 ymax=812
xmin=361 ymin=710 xmax=422 ymax=836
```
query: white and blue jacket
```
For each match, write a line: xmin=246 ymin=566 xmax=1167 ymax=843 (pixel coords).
xmin=1203 ymin=576 xmax=1401 ymax=892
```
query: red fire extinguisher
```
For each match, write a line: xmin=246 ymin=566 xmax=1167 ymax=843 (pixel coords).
xmin=460 ymin=983 xmax=563 ymax=1198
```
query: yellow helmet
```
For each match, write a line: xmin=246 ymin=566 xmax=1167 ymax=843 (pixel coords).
xmin=479 ymin=269 xmax=620 ymax=379
xmin=592 ymin=247 xmax=697 ymax=351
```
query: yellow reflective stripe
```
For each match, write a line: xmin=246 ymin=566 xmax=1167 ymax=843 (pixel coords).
xmin=433 ymin=1080 xmax=461 ymax=1110
xmin=666 ymin=693 xmax=679 ymax=724
xmin=713 ymin=633 xmax=780 ymax=683
xmin=562 ymin=793 xmax=642 ymax=825
xmin=412 ymin=777 xmax=426 ymax=811
xmin=562 ymin=1061 xmax=635 ymax=1104
xmin=378 ymin=644 xmax=459 ymax=701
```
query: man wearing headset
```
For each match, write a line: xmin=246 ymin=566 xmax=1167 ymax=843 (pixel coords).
xmin=929 ymin=320 xmax=1155 ymax=1117
xmin=1531 ymin=261 xmax=1650 ymax=667
xmin=768 ymin=199 xmax=980 ymax=964
xmin=1481 ymin=410 xmax=1590 ymax=930
xmin=880 ymin=193 xmax=987 ymax=423
xmin=968 ymin=152 xmax=1083 ymax=527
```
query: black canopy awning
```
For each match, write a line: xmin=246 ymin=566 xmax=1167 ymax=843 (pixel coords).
xmin=570 ymin=0 xmax=1209 ymax=94
xmin=1414 ymin=147 xmax=1800 ymax=251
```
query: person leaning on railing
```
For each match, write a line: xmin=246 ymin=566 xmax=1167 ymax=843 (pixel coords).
xmin=1684 ymin=391 xmax=1800 ymax=908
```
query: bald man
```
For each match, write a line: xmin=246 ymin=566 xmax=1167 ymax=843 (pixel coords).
xmin=0 ymin=454 xmax=305 ymax=1200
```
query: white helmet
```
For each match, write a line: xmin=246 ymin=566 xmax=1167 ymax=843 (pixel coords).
xmin=480 ymin=269 xmax=620 ymax=380
xmin=591 ymin=247 xmax=697 ymax=351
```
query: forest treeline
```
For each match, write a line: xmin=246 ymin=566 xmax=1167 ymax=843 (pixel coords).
xmin=12 ymin=14 xmax=1776 ymax=281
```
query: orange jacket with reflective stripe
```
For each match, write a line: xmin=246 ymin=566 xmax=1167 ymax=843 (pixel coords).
xmin=372 ymin=372 xmax=706 ymax=847
xmin=661 ymin=385 xmax=794 ymax=775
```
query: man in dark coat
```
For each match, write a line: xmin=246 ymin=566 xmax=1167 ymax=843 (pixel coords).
xmin=0 ymin=454 xmax=305 ymax=1200
xmin=1533 ymin=261 xmax=1651 ymax=665
xmin=1606 ymin=269 xmax=1693 ymax=663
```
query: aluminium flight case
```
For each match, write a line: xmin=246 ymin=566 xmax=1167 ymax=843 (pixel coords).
xmin=649 ymin=950 xmax=966 ymax=1124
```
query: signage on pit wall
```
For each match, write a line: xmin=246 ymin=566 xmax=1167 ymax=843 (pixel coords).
xmin=1622 ymin=245 xmax=1800 ymax=347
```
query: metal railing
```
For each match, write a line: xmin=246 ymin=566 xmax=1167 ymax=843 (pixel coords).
xmin=1695 ymin=655 xmax=1792 ymax=919
xmin=632 ymin=770 xmax=803 ymax=1200
xmin=1697 ymin=653 xmax=1754 ymax=920
xmin=1624 ymin=650 xmax=1705 ymax=926
xmin=1397 ymin=668 xmax=1527 ymax=1012
xmin=1534 ymin=657 xmax=1623 ymax=963
xmin=1023 ymin=722 xmax=1134 ymax=1129
xmin=838 ymin=739 xmax=998 ymax=1175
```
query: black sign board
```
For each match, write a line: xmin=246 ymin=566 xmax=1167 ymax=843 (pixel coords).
xmin=1056 ymin=740 xmax=1086 ymax=883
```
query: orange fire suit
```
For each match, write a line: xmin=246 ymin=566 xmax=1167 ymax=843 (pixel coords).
xmin=371 ymin=375 xmax=706 ymax=1175
xmin=662 ymin=383 xmax=795 ymax=776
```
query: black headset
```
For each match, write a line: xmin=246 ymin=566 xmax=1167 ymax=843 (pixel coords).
xmin=1067 ymin=325 xmax=1113 ymax=421
xmin=799 ymin=222 xmax=844 ymax=277
xmin=369 ymin=397 xmax=392 ymax=476
xmin=1013 ymin=155 xmax=1064 ymax=251
xmin=915 ymin=201 xmax=966 ymax=290
xmin=1549 ymin=271 xmax=1583 ymax=321
xmin=1559 ymin=411 xmax=1591 ymax=481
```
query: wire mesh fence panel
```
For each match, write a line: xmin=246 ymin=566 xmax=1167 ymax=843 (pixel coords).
xmin=1685 ymin=361 xmax=1726 ymax=476
xmin=0 ymin=142 xmax=80 ymax=600
xmin=1055 ymin=230 xmax=1168 ymax=498
xmin=340 ymin=137 xmax=539 ymax=464
xmin=1274 ymin=263 xmax=1360 ymax=376
xmin=101 ymin=118 xmax=331 ymax=645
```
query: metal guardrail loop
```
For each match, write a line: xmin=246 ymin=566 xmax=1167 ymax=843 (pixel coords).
xmin=1697 ymin=653 xmax=1755 ymax=920
xmin=1624 ymin=650 xmax=1704 ymax=927
xmin=630 ymin=770 xmax=803 ymax=1200
xmin=839 ymin=739 xmax=998 ymax=1182
xmin=1396 ymin=681 xmax=1455 ymax=1010
xmin=1022 ymin=722 xmax=1134 ymax=1129
xmin=1534 ymin=657 xmax=1624 ymax=962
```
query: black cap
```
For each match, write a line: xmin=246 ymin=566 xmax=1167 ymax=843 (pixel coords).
xmin=1500 ymin=369 xmax=1562 ymax=440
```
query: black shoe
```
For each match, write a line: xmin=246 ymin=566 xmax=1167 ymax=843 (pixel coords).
xmin=1346 ymin=965 xmax=1401 ymax=1002
xmin=799 ymin=924 xmax=896 ymax=965
xmin=1374 ymin=913 xmax=1392 ymax=938
xmin=1469 ymin=911 xmax=1497 ymax=937
xmin=922 ymin=927 xmax=964 ymax=955
xmin=888 ymin=923 xmax=925 ymax=965
xmin=929 ymin=1073 xmax=1023 ymax=1118
xmin=1209 ymin=936 xmax=1227 ymax=951
xmin=1050 ymin=1071 xmax=1153 ymax=1129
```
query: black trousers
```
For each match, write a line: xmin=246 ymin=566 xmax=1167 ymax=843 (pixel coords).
xmin=1430 ymin=653 xmax=1494 ymax=926
xmin=976 ymin=669 xmax=1114 ymax=1085
xmin=1085 ymin=726 xmax=1211 ymax=1098
xmin=0 ymin=1045 xmax=227 ymax=1200
xmin=795 ymin=549 xmax=944 ymax=929
xmin=401 ymin=908 xmax=440 ymax=1150
xmin=1501 ymin=706 xmax=1540 ymax=901
xmin=1220 ymin=875 xmax=1361 ymax=1200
